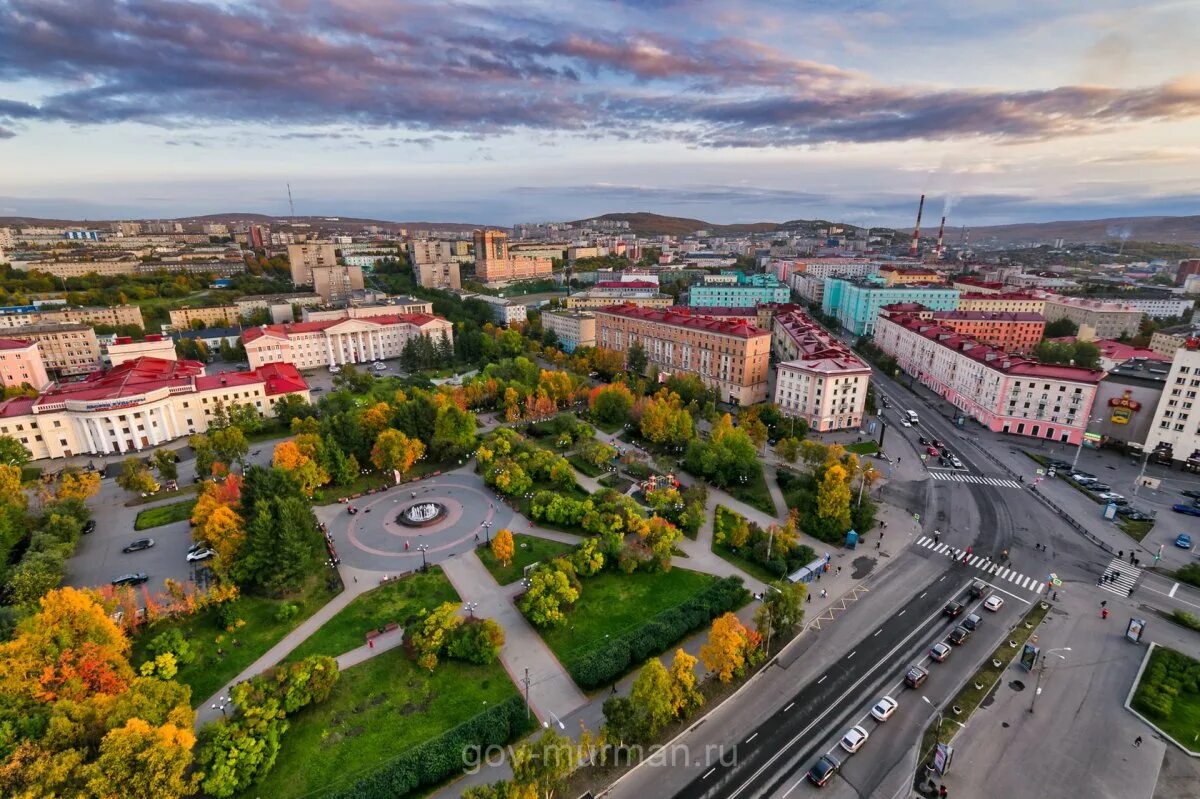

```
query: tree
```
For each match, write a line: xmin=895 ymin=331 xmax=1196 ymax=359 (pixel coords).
xmin=626 ymin=341 xmax=648 ymax=376
xmin=209 ymin=426 xmax=249 ymax=468
xmin=370 ymin=428 xmax=426 ymax=476
xmin=667 ymin=649 xmax=703 ymax=718
xmin=271 ymin=440 xmax=328 ymax=496
xmin=116 ymin=457 xmax=159 ymax=495
xmin=0 ymin=434 xmax=31 ymax=466
xmin=359 ymin=401 xmax=392 ymax=434
xmin=589 ymin=383 xmax=634 ymax=425
xmin=510 ymin=727 xmax=578 ymax=799
xmin=699 ymin=612 xmax=753 ymax=683
xmin=198 ymin=504 xmax=244 ymax=565
xmin=0 ymin=463 xmax=24 ymax=507
xmin=629 ymin=658 xmax=674 ymax=738
xmin=578 ymin=439 xmax=617 ymax=469
xmin=431 ymin=403 xmax=477 ymax=461
xmin=409 ymin=602 xmax=463 ymax=671
xmin=775 ymin=437 xmax=800 ymax=463
xmin=753 ymin=581 xmax=806 ymax=644
xmin=189 ymin=433 xmax=217 ymax=478
xmin=86 ymin=717 xmax=198 ymax=799
xmin=1044 ymin=317 xmax=1078 ymax=337
xmin=638 ymin=390 xmax=694 ymax=447
xmin=642 ymin=515 xmax=682 ymax=571
xmin=519 ymin=566 xmax=579 ymax=627
xmin=491 ymin=528 xmax=515 ymax=567
xmin=233 ymin=495 xmax=322 ymax=592
xmin=816 ymin=463 xmax=852 ymax=533
xmin=150 ymin=449 xmax=178 ymax=482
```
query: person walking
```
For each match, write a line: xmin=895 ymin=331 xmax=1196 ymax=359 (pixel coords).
xmin=820 ymin=588 xmax=827 ymax=599
xmin=836 ymin=566 xmax=842 ymax=576
xmin=1134 ymin=736 xmax=1142 ymax=747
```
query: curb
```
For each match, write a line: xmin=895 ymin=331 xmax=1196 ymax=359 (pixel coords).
xmin=1123 ymin=641 xmax=1200 ymax=757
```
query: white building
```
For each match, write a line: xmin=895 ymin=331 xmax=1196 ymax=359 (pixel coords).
xmin=475 ymin=295 xmax=528 ymax=325
xmin=105 ymin=335 xmax=176 ymax=367
xmin=1103 ymin=296 xmax=1194 ymax=320
xmin=1144 ymin=343 xmax=1200 ymax=469
xmin=242 ymin=313 xmax=454 ymax=370
xmin=771 ymin=309 xmax=872 ymax=432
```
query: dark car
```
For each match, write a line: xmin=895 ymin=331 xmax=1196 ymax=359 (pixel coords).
xmin=122 ymin=538 xmax=155 ymax=553
xmin=938 ymin=456 xmax=950 ymax=467
xmin=1172 ymin=504 xmax=1200 ymax=517
xmin=948 ymin=625 xmax=971 ymax=646
xmin=932 ymin=439 xmax=945 ymax=449
xmin=82 ymin=520 xmax=96 ymax=535
xmin=1047 ymin=459 xmax=1072 ymax=470
xmin=968 ymin=579 xmax=987 ymax=599
xmin=807 ymin=754 xmax=840 ymax=787
xmin=111 ymin=573 xmax=149 ymax=587
xmin=918 ymin=436 xmax=930 ymax=446
xmin=905 ymin=664 xmax=929 ymax=688
xmin=940 ymin=447 xmax=951 ymax=457
xmin=1182 ymin=489 xmax=1200 ymax=500
xmin=1117 ymin=507 xmax=1152 ymax=520
xmin=943 ymin=601 xmax=964 ymax=618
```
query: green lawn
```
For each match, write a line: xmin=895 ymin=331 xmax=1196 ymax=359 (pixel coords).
xmin=133 ymin=499 xmax=197 ymax=530
xmin=845 ymin=440 xmax=880 ymax=455
xmin=591 ymin=418 xmax=625 ymax=434
xmin=1118 ymin=517 xmax=1155 ymax=542
xmin=726 ymin=465 xmax=776 ymax=516
xmin=1131 ymin=646 xmax=1200 ymax=750
xmin=538 ymin=568 xmax=717 ymax=671
xmin=569 ymin=454 xmax=605 ymax=477
xmin=286 ymin=568 xmax=461 ymax=662
xmin=710 ymin=540 xmax=782 ymax=584
xmin=598 ymin=474 xmax=633 ymax=494
xmin=243 ymin=648 xmax=518 ymax=799
xmin=131 ymin=575 xmax=340 ymax=704
xmin=477 ymin=534 xmax=573 ymax=586
xmin=124 ymin=483 xmax=200 ymax=507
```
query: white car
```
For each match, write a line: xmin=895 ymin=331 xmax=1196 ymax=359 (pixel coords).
xmin=900 ymin=419 xmax=912 ymax=428
xmin=984 ymin=594 xmax=1005 ymax=612
xmin=328 ymin=365 xmax=341 ymax=374
xmin=840 ymin=725 xmax=870 ymax=754
xmin=930 ymin=642 xmax=952 ymax=662
xmin=950 ymin=456 xmax=963 ymax=469
xmin=186 ymin=547 xmax=216 ymax=563
xmin=870 ymin=696 xmax=898 ymax=722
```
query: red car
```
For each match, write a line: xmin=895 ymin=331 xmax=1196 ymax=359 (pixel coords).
xmin=926 ymin=446 xmax=940 ymax=457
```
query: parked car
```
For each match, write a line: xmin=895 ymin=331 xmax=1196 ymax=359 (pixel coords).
xmin=122 ymin=538 xmax=155 ymax=553
xmin=840 ymin=726 xmax=870 ymax=754
xmin=943 ymin=600 xmax=964 ymax=618
xmin=188 ymin=541 xmax=210 ymax=554
xmin=984 ymin=595 xmax=1005 ymax=612
xmin=807 ymin=754 xmax=841 ymax=787
xmin=82 ymin=520 xmax=96 ymax=535
xmin=938 ymin=456 xmax=950 ymax=467
xmin=1085 ymin=483 xmax=1112 ymax=493
xmin=1097 ymin=492 xmax=1126 ymax=502
xmin=187 ymin=547 xmax=216 ymax=562
xmin=1071 ymin=473 xmax=1097 ymax=483
xmin=948 ymin=625 xmax=971 ymax=646
xmin=968 ymin=579 xmax=987 ymax=599
xmin=870 ymin=696 xmax=898 ymax=722
xmin=1176 ymin=534 xmax=1193 ymax=549
xmin=930 ymin=642 xmax=951 ymax=662
xmin=1181 ymin=489 xmax=1200 ymax=500
xmin=918 ymin=436 xmax=930 ymax=445
xmin=1046 ymin=459 xmax=1072 ymax=470
xmin=905 ymin=665 xmax=928 ymax=688
xmin=962 ymin=612 xmax=983 ymax=632
xmin=111 ymin=573 xmax=149 ymax=587
xmin=926 ymin=446 xmax=940 ymax=457
xmin=1117 ymin=507 xmax=1152 ymax=521
xmin=1173 ymin=504 xmax=1200 ymax=517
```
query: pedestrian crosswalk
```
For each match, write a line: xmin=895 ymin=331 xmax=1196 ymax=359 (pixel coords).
xmin=915 ymin=536 xmax=1046 ymax=596
xmin=928 ymin=471 xmax=1022 ymax=489
xmin=1099 ymin=557 xmax=1140 ymax=597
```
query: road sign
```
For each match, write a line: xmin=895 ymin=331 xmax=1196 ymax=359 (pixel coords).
xmin=1035 ymin=468 xmax=1045 ymax=476
xmin=934 ymin=742 xmax=954 ymax=775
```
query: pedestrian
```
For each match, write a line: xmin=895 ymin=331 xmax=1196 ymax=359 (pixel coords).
xmin=816 ymin=570 xmax=821 ymax=581
xmin=876 ymin=540 xmax=881 ymax=550
xmin=806 ymin=593 xmax=812 ymax=603
xmin=353 ymin=575 xmax=358 ymax=583
xmin=611 ymin=684 xmax=618 ymax=696
xmin=836 ymin=566 xmax=842 ymax=575
xmin=1129 ymin=552 xmax=1136 ymax=564
xmin=1118 ymin=550 xmax=1124 ymax=559
xmin=820 ymin=588 xmax=827 ymax=599
xmin=474 ymin=532 xmax=479 ymax=542
xmin=1134 ymin=736 xmax=1142 ymax=747
xmin=880 ymin=530 xmax=885 ymax=539
xmin=934 ymin=531 xmax=940 ymax=544
xmin=1052 ymin=590 xmax=1058 ymax=601
xmin=368 ymin=638 xmax=374 ymax=649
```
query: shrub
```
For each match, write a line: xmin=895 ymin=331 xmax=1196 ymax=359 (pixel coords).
xmin=274 ymin=603 xmax=300 ymax=623
xmin=1177 ymin=563 xmax=1200 ymax=589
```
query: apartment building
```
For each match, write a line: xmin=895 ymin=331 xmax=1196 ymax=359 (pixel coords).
xmin=1149 ymin=325 xmax=1195 ymax=358
xmin=679 ymin=306 xmax=761 ymax=327
xmin=0 ymin=338 xmax=50 ymax=391
xmin=302 ymin=298 xmax=434 ymax=323
xmin=564 ymin=284 xmax=673 ymax=310
xmin=235 ymin=293 xmax=322 ymax=319
xmin=957 ymin=292 xmax=1046 ymax=315
xmin=879 ymin=265 xmax=942 ymax=286
xmin=311 ymin=264 xmax=365 ymax=305
xmin=106 ymin=335 xmax=176 ymax=367
xmin=1042 ymin=296 xmax=1141 ymax=339
xmin=287 ymin=241 xmax=338 ymax=285
xmin=408 ymin=239 xmax=463 ymax=289
xmin=169 ymin=305 xmax=239 ymax=330
xmin=822 ymin=278 xmax=959 ymax=336
xmin=687 ymin=271 xmax=790 ymax=308
xmin=0 ymin=304 xmax=146 ymax=331
xmin=951 ymin=277 xmax=1006 ymax=295
xmin=1090 ymin=296 xmax=1194 ymax=320
xmin=771 ymin=309 xmax=871 ymax=431
xmin=242 ymin=313 xmax=454 ymax=371
xmin=1143 ymin=343 xmax=1200 ymax=469
xmin=929 ymin=310 xmax=1045 ymax=353
xmin=473 ymin=229 xmax=553 ymax=284
xmin=1174 ymin=259 xmax=1200 ymax=287
xmin=0 ymin=357 xmax=310 ymax=460
xmin=21 ymin=261 xmax=138 ymax=279
xmin=594 ymin=305 xmax=770 ymax=405
xmin=542 ymin=310 xmax=596 ymax=353
xmin=9 ymin=323 xmax=102 ymax=376
xmin=475 ymin=295 xmax=527 ymax=325
xmin=874 ymin=312 xmax=1102 ymax=444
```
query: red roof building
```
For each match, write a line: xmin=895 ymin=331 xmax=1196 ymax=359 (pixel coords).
xmin=771 ymin=309 xmax=872 ymax=431
xmin=243 ymin=312 xmax=454 ymax=371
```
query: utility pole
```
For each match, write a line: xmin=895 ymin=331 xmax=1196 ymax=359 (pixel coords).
xmin=1132 ymin=450 xmax=1151 ymax=495
xmin=522 ymin=668 xmax=531 ymax=719
xmin=1029 ymin=648 xmax=1070 ymax=714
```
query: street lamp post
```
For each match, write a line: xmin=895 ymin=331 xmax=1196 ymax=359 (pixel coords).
xmin=211 ymin=695 xmax=231 ymax=720
xmin=1029 ymin=647 xmax=1071 ymax=714
xmin=1071 ymin=417 xmax=1106 ymax=470
xmin=922 ymin=695 xmax=943 ymax=744
xmin=464 ymin=602 xmax=478 ymax=618
xmin=416 ymin=544 xmax=429 ymax=571
xmin=1132 ymin=450 xmax=1151 ymax=496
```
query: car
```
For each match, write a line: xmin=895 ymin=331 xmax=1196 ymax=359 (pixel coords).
xmin=905 ymin=665 xmax=928 ymax=688
xmin=930 ymin=642 xmax=951 ymax=662
xmin=938 ymin=456 xmax=950 ymax=467
xmin=947 ymin=625 xmax=971 ymax=646
xmin=1173 ymin=504 xmax=1200 ymax=517
xmin=840 ymin=725 xmax=870 ymax=754
xmin=1097 ymin=492 xmax=1126 ymax=502
xmin=1085 ymin=483 xmax=1112 ymax=493
xmin=1047 ymin=459 xmax=1072 ymax=470
xmin=82 ymin=520 xmax=96 ymax=535
xmin=901 ymin=419 xmax=912 ymax=428
xmin=870 ymin=696 xmax=898 ymax=722
xmin=807 ymin=754 xmax=840 ymax=786
xmin=939 ymin=447 xmax=951 ymax=457
xmin=1176 ymin=534 xmax=1194 ymax=549
xmin=186 ymin=547 xmax=216 ymax=562
xmin=188 ymin=540 xmax=209 ymax=554
xmin=932 ymin=439 xmax=944 ymax=449
xmin=111 ymin=573 xmax=149 ymax=587
xmin=122 ymin=538 xmax=155 ymax=553
xmin=1117 ymin=506 xmax=1151 ymax=520
xmin=943 ymin=600 xmax=964 ymax=618
xmin=311 ymin=386 xmax=324 ymax=393
xmin=328 ymin=365 xmax=341 ymax=374
xmin=1182 ymin=489 xmax=1200 ymax=500
xmin=926 ymin=446 xmax=940 ymax=457
xmin=1071 ymin=473 xmax=1097 ymax=483
xmin=984 ymin=594 xmax=1005 ymax=612
xmin=968 ymin=579 xmax=987 ymax=599
xmin=962 ymin=612 xmax=983 ymax=632
xmin=950 ymin=456 xmax=963 ymax=469
xmin=918 ymin=436 xmax=930 ymax=445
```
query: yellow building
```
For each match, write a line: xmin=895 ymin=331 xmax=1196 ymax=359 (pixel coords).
xmin=169 ymin=306 xmax=239 ymax=330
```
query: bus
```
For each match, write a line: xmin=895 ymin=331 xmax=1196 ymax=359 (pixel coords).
xmin=906 ymin=410 xmax=919 ymax=425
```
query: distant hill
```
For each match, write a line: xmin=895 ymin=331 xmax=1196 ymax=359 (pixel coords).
xmin=951 ymin=216 xmax=1200 ymax=247
xmin=571 ymin=212 xmax=781 ymax=237
xmin=0 ymin=214 xmax=484 ymax=232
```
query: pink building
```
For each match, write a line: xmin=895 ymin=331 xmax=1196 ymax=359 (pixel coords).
xmin=874 ymin=313 xmax=1103 ymax=444
xmin=0 ymin=338 xmax=50 ymax=392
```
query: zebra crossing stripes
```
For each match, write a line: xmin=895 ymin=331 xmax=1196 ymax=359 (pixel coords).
xmin=1099 ymin=557 xmax=1140 ymax=597
xmin=928 ymin=471 xmax=1022 ymax=489
xmin=915 ymin=536 xmax=1046 ymax=595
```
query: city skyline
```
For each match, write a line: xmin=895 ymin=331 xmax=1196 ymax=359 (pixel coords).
xmin=2 ymin=0 xmax=1199 ymax=225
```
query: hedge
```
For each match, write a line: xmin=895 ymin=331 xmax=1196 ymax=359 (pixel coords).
xmin=568 ymin=576 xmax=749 ymax=689
xmin=324 ymin=695 xmax=533 ymax=799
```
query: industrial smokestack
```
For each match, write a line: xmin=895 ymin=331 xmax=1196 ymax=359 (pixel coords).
xmin=935 ymin=216 xmax=946 ymax=259
xmin=909 ymin=194 xmax=925 ymax=257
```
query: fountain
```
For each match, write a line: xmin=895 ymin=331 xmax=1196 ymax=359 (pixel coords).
xmin=397 ymin=501 xmax=447 ymax=528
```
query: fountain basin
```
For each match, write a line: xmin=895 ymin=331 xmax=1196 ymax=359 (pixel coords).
xmin=396 ymin=502 xmax=447 ymax=528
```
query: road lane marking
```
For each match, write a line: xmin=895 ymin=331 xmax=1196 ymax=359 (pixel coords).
xmin=899 ymin=609 xmax=906 ymax=616
xmin=874 ymin=629 xmax=883 ymax=637
xmin=985 ymin=579 xmax=1031 ymax=604
xmin=703 ymin=767 xmax=715 ymax=779
xmin=818 ymin=675 xmax=827 ymax=684
xmin=745 ymin=733 xmax=758 ymax=744
xmin=848 ymin=651 xmax=857 ymax=660
xmin=1169 ymin=583 xmax=1179 ymax=598
xmin=919 ymin=592 xmax=927 ymax=599
xmin=785 ymin=702 xmax=795 ymax=711
xmin=783 ymin=778 xmax=804 ymax=797
xmin=939 ymin=576 xmax=947 ymax=581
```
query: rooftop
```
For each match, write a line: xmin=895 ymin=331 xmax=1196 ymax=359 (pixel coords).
xmin=0 ymin=337 xmax=35 ymax=350
xmin=243 ymin=313 xmax=443 ymax=342
xmin=953 ymin=277 xmax=1006 ymax=290
xmin=774 ymin=310 xmax=871 ymax=374
xmin=931 ymin=311 xmax=1045 ymax=323
xmin=1047 ymin=337 xmax=1169 ymax=363
xmin=1044 ymin=295 xmax=1138 ymax=312
xmin=595 ymin=304 xmax=768 ymax=338
xmin=959 ymin=291 xmax=1043 ymax=301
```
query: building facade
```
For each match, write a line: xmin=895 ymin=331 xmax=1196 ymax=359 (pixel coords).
xmin=475 ymin=295 xmax=527 ymax=325
xmin=771 ymin=309 xmax=872 ymax=431
xmin=235 ymin=293 xmax=322 ymax=318
xmin=9 ymin=323 xmax=102 ymax=376
xmin=1149 ymin=325 xmax=1195 ymax=357
xmin=687 ymin=272 xmax=790 ymax=308
xmin=1143 ymin=343 xmax=1200 ymax=468
xmin=106 ymin=335 xmax=176 ymax=367
xmin=169 ymin=306 xmax=239 ymax=330
xmin=1174 ymin=259 xmax=1200 ymax=287
xmin=287 ymin=242 xmax=338 ymax=285
xmin=302 ymin=298 xmax=434 ymax=323
xmin=879 ymin=265 xmax=942 ymax=286
xmin=929 ymin=311 xmax=1045 ymax=353
xmin=1094 ymin=296 xmax=1194 ymax=320
xmin=951 ymin=278 xmax=1006 ymax=294
xmin=1042 ymin=296 xmax=1141 ymax=339
xmin=957 ymin=292 xmax=1046 ymax=315
xmin=0 ymin=338 xmax=50 ymax=391
xmin=595 ymin=305 xmax=770 ymax=405
xmin=873 ymin=312 xmax=1102 ymax=444
xmin=242 ymin=313 xmax=454 ymax=371
xmin=542 ymin=310 xmax=596 ymax=353
xmin=473 ymin=229 xmax=553 ymax=284
xmin=822 ymin=278 xmax=959 ymax=336
xmin=0 ymin=305 xmax=146 ymax=331
xmin=408 ymin=239 xmax=463 ymax=289
xmin=0 ymin=358 xmax=310 ymax=459
xmin=564 ymin=287 xmax=673 ymax=310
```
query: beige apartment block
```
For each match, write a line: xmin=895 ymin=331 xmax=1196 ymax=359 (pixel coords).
xmin=311 ymin=264 xmax=365 ymax=305
xmin=0 ymin=305 xmax=146 ymax=331
xmin=169 ymin=305 xmax=239 ymax=330
xmin=543 ymin=310 xmax=597 ymax=352
xmin=9 ymin=323 xmax=102 ymax=376
xmin=106 ymin=335 xmax=177 ymax=367
xmin=287 ymin=241 xmax=338 ymax=285
xmin=1043 ymin=296 xmax=1142 ymax=339
xmin=0 ymin=338 xmax=50 ymax=391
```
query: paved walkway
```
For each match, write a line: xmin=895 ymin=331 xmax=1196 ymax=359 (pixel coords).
xmin=441 ymin=551 xmax=589 ymax=724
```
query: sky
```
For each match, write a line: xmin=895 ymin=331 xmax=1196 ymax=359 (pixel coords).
xmin=1 ymin=0 xmax=1199 ymax=227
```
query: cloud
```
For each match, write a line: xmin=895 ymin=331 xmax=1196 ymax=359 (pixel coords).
xmin=0 ymin=0 xmax=1198 ymax=151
